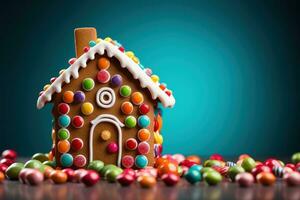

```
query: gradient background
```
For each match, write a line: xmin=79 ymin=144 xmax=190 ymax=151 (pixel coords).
xmin=0 ymin=0 xmax=299 ymax=158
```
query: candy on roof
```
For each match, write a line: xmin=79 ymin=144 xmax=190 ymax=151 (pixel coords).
xmin=37 ymin=38 xmax=175 ymax=109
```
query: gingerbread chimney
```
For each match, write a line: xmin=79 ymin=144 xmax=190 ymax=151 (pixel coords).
xmin=74 ymin=27 xmax=97 ymax=58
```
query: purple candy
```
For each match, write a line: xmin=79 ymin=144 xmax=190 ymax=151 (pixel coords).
xmin=111 ymin=74 xmax=122 ymax=86
xmin=74 ymin=91 xmax=85 ymax=103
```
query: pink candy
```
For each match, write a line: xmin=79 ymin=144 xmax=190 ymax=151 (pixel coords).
xmin=97 ymin=70 xmax=110 ymax=83
xmin=107 ymin=142 xmax=118 ymax=153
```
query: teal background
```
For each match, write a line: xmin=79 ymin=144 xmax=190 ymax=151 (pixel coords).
xmin=1 ymin=0 xmax=299 ymax=157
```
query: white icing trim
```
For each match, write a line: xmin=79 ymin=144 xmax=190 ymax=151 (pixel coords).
xmin=36 ymin=40 xmax=175 ymax=109
xmin=89 ymin=114 xmax=124 ymax=167
xmin=96 ymin=87 xmax=115 ymax=108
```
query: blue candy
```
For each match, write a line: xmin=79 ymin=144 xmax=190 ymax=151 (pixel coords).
xmin=138 ymin=115 xmax=150 ymax=128
xmin=190 ymin=165 xmax=203 ymax=172
xmin=89 ymin=40 xmax=97 ymax=47
xmin=58 ymin=115 xmax=70 ymax=128
xmin=60 ymin=153 xmax=73 ymax=167
xmin=185 ymin=168 xmax=202 ymax=184
xmin=135 ymin=155 xmax=148 ymax=168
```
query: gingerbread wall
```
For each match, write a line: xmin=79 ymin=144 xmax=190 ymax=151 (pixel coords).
xmin=52 ymin=53 xmax=156 ymax=168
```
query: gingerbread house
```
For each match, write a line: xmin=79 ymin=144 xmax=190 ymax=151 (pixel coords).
xmin=37 ymin=27 xmax=175 ymax=169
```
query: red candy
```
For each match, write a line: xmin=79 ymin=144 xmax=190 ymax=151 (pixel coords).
xmin=210 ymin=154 xmax=224 ymax=161
xmin=139 ymin=103 xmax=150 ymax=115
xmin=97 ymin=70 xmax=110 ymax=83
xmin=71 ymin=138 xmax=84 ymax=151
xmin=122 ymin=155 xmax=134 ymax=169
xmin=0 ymin=164 xmax=8 ymax=173
xmin=285 ymin=163 xmax=296 ymax=171
xmin=83 ymin=46 xmax=90 ymax=52
xmin=125 ymin=138 xmax=138 ymax=150
xmin=161 ymin=173 xmax=180 ymax=186
xmin=107 ymin=142 xmax=118 ymax=153
xmin=26 ymin=169 xmax=44 ymax=186
xmin=2 ymin=150 xmax=17 ymax=160
xmin=73 ymin=169 xmax=88 ymax=183
xmin=251 ymin=165 xmax=271 ymax=179
xmin=0 ymin=158 xmax=13 ymax=167
xmin=68 ymin=58 xmax=77 ymax=65
xmin=74 ymin=155 xmax=87 ymax=168
xmin=81 ymin=170 xmax=100 ymax=186
xmin=180 ymin=159 xmax=197 ymax=168
xmin=116 ymin=173 xmax=135 ymax=186
xmin=62 ymin=168 xmax=75 ymax=182
xmin=264 ymin=159 xmax=282 ymax=169
xmin=72 ymin=115 xmax=84 ymax=128
xmin=123 ymin=168 xmax=136 ymax=178
xmin=58 ymin=103 xmax=70 ymax=115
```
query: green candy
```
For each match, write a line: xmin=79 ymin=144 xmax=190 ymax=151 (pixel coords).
xmin=292 ymin=152 xmax=300 ymax=164
xmin=57 ymin=129 xmax=70 ymax=140
xmin=82 ymin=78 xmax=95 ymax=91
xmin=203 ymin=160 xmax=222 ymax=167
xmin=203 ymin=171 xmax=222 ymax=185
xmin=5 ymin=162 xmax=24 ymax=180
xmin=87 ymin=160 xmax=104 ymax=173
xmin=241 ymin=157 xmax=256 ymax=172
xmin=228 ymin=166 xmax=245 ymax=181
xmin=43 ymin=160 xmax=56 ymax=168
xmin=24 ymin=160 xmax=44 ymax=173
xmin=125 ymin=116 xmax=136 ymax=128
xmin=100 ymin=164 xmax=118 ymax=177
xmin=201 ymin=167 xmax=216 ymax=175
xmin=120 ymin=85 xmax=131 ymax=97
xmin=106 ymin=168 xmax=123 ymax=182
xmin=32 ymin=153 xmax=49 ymax=163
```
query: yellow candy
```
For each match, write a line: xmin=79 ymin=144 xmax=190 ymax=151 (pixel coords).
xmin=104 ymin=37 xmax=112 ymax=42
xmin=96 ymin=38 xmax=102 ymax=43
xmin=125 ymin=51 xmax=135 ymax=59
xmin=101 ymin=130 xmax=111 ymax=141
xmin=59 ymin=69 xmax=66 ymax=75
xmin=151 ymin=75 xmax=159 ymax=83
xmin=43 ymin=84 xmax=51 ymax=91
xmin=154 ymin=132 xmax=163 ymax=144
xmin=132 ymin=56 xmax=140 ymax=64
xmin=81 ymin=102 xmax=94 ymax=115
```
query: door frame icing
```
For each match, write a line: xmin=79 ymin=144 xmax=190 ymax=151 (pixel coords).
xmin=89 ymin=114 xmax=125 ymax=167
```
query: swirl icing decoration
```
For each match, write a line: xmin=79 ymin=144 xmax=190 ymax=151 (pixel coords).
xmin=96 ymin=87 xmax=116 ymax=108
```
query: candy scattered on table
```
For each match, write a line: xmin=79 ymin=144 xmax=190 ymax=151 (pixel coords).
xmin=235 ymin=172 xmax=254 ymax=187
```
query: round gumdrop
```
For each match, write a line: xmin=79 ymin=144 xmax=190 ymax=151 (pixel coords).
xmin=135 ymin=155 xmax=148 ymax=169
xmin=58 ymin=115 xmax=70 ymax=128
xmin=121 ymin=102 xmax=133 ymax=115
xmin=58 ymin=103 xmax=70 ymax=114
xmin=60 ymin=153 xmax=73 ymax=167
xmin=111 ymin=74 xmax=122 ymax=86
xmin=139 ymin=103 xmax=150 ymax=114
xmin=81 ymin=102 xmax=94 ymax=115
xmin=138 ymin=129 xmax=150 ymax=141
xmin=125 ymin=116 xmax=136 ymax=128
xmin=138 ymin=115 xmax=150 ymax=128
xmin=107 ymin=142 xmax=118 ymax=153
xmin=71 ymin=138 xmax=84 ymax=151
xmin=98 ymin=57 xmax=110 ymax=70
xmin=62 ymin=91 xmax=74 ymax=103
xmin=97 ymin=70 xmax=110 ymax=84
xmin=122 ymin=155 xmax=135 ymax=169
xmin=82 ymin=170 xmax=100 ymax=186
xmin=57 ymin=128 xmax=70 ymax=140
xmin=137 ymin=142 xmax=150 ymax=155
xmin=131 ymin=92 xmax=144 ymax=105
xmin=57 ymin=140 xmax=70 ymax=153
xmin=82 ymin=78 xmax=95 ymax=91
xmin=120 ymin=85 xmax=131 ymax=97
xmin=125 ymin=138 xmax=138 ymax=150
xmin=73 ymin=155 xmax=87 ymax=168
xmin=117 ymin=173 xmax=135 ymax=186
xmin=100 ymin=130 xmax=111 ymax=141
xmin=74 ymin=91 xmax=85 ymax=103
xmin=72 ymin=115 xmax=84 ymax=128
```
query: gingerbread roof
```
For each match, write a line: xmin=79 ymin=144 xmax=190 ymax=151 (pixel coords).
xmin=37 ymin=39 xmax=175 ymax=109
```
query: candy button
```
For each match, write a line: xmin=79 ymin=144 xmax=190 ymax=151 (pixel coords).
xmin=63 ymin=91 xmax=74 ymax=103
xmin=72 ymin=116 xmax=84 ymax=128
xmin=111 ymin=74 xmax=122 ymax=87
xmin=57 ymin=128 xmax=70 ymax=140
xmin=83 ymin=46 xmax=90 ymax=52
xmin=89 ymin=40 xmax=96 ymax=47
xmin=121 ymin=102 xmax=133 ymax=115
xmin=122 ymin=155 xmax=134 ymax=168
xmin=74 ymin=91 xmax=85 ymax=103
xmin=135 ymin=155 xmax=148 ymax=168
xmin=74 ymin=155 xmax=87 ymax=168
xmin=43 ymin=84 xmax=50 ymax=91
xmin=71 ymin=138 xmax=84 ymax=151
xmin=138 ymin=115 xmax=150 ymax=128
xmin=125 ymin=116 xmax=136 ymax=128
xmin=137 ymin=129 xmax=150 ymax=141
xmin=81 ymin=102 xmax=94 ymax=115
xmin=58 ymin=115 xmax=70 ymax=128
xmin=120 ymin=85 xmax=131 ymax=97
xmin=159 ymin=83 xmax=167 ymax=90
xmin=68 ymin=58 xmax=77 ymax=65
xmin=151 ymin=75 xmax=159 ymax=83
xmin=107 ymin=142 xmax=118 ymax=153
xmin=138 ymin=142 xmax=150 ymax=155
xmin=59 ymin=69 xmax=65 ymax=75
xmin=144 ymin=68 xmax=152 ymax=76
xmin=58 ymin=103 xmax=70 ymax=115
xmin=98 ymin=57 xmax=110 ymax=70
xmin=139 ymin=103 xmax=150 ymax=115
xmin=126 ymin=138 xmax=138 ymax=150
xmin=57 ymin=140 xmax=70 ymax=153
xmin=100 ymin=130 xmax=111 ymax=141
xmin=60 ymin=153 xmax=73 ymax=167
xmin=125 ymin=51 xmax=134 ymax=58
xmin=131 ymin=92 xmax=144 ymax=105
xmin=82 ymin=78 xmax=95 ymax=91
xmin=97 ymin=70 xmax=110 ymax=83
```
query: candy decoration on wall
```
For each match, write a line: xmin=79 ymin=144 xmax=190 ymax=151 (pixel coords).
xmin=74 ymin=91 xmax=85 ymax=103
xmin=57 ymin=140 xmax=70 ymax=153
xmin=154 ymin=132 xmax=163 ymax=145
xmin=89 ymin=40 xmax=96 ymax=47
xmin=139 ymin=103 xmax=150 ymax=115
xmin=60 ymin=153 xmax=73 ymax=167
xmin=57 ymin=128 xmax=70 ymax=140
xmin=82 ymin=78 xmax=95 ymax=91
xmin=81 ymin=102 xmax=94 ymax=115
xmin=72 ymin=115 xmax=84 ymax=128
xmin=58 ymin=103 xmax=70 ymax=115
xmin=98 ymin=57 xmax=110 ymax=70
xmin=125 ymin=138 xmax=138 ymax=150
xmin=71 ymin=138 xmax=84 ymax=151
xmin=137 ymin=129 xmax=150 ymax=141
xmin=120 ymin=85 xmax=132 ymax=97
xmin=151 ymin=75 xmax=159 ymax=83
xmin=111 ymin=74 xmax=122 ymax=87
xmin=107 ymin=142 xmax=118 ymax=153
xmin=154 ymin=144 xmax=162 ymax=157
xmin=97 ymin=70 xmax=110 ymax=84
xmin=135 ymin=155 xmax=148 ymax=168
xmin=74 ymin=154 xmax=87 ymax=168
xmin=131 ymin=92 xmax=144 ymax=105
xmin=137 ymin=142 xmax=150 ymax=155
xmin=96 ymin=87 xmax=116 ymax=108
xmin=122 ymin=155 xmax=134 ymax=168
xmin=58 ymin=115 xmax=70 ymax=128
xmin=138 ymin=115 xmax=150 ymax=128
xmin=121 ymin=102 xmax=133 ymax=115
xmin=63 ymin=91 xmax=74 ymax=103
xmin=125 ymin=116 xmax=137 ymax=128
xmin=100 ymin=130 xmax=111 ymax=141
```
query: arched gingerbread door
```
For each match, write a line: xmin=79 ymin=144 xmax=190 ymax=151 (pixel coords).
xmin=89 ymin=114 xmax=124 ymax=167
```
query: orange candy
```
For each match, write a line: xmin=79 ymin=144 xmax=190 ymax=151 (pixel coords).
xmin=57 ymin=140 xmax=70 ymax=153
xmin=137 ymin=175 xmax=156 ymax=188
xmin=50 ymin=170 xmax=68 ymax=184
xmin=239 ymin=154 xmax=250 ymax=161
xmin=63 ymin=91 xmax=74 ymax=104
xmin=0 ymin=171 xmax=4 ymax=183
xmin=44 ymin=166 xmax=54 ymax=179
xmin=158 ymin=162 xmax=178 ymax=177
xmin=256 ymin=172 xmax=276 ymax=186
xmin=186 ymin=155 xmax=201 ymax=165
xmin=98 ymin=57 xmax=110 ymax=70
xmin=121 ymin=102 xmax=133 ymax=115
xmin=156 ymin=114 xmax=163 ymax=132
xmin=131 ymin=92 xmax=144 ymax=105
xmin=137 ymin=129 xmax=150 ymax=141
xmin=154 ymin=157 xmax=168 ymax=168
